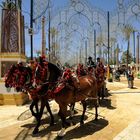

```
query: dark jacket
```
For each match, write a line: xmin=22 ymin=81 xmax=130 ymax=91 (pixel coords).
xmin=87 ymin=60 xmax=96 ymax=68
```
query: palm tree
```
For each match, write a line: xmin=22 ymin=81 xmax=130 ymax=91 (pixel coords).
xmin=114 ymin=44 xmax=121 ymax=66
xmin=103 ymin=49 xmax=108 ymax=64
xmin=122 ymin=24 xmax=135 ymax=67
xmin=36 ymin=50 xmax=41 ymax=57
xmin=110 ymin=37 xmax=117 ymax=64
xmin=97 ymin=34 xmax=104 ymax=57
xmin=50 ymin=27 xmax=58 ymax=62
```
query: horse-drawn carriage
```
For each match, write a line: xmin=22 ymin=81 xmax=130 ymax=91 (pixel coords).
xmin=4 ymin=57 xmax=107 ymax=137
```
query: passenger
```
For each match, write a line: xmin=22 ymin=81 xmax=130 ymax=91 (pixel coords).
xmin=87 ymin=56 xmax=96 ymax=68
xmin=126 ymin=66 xmax=134 ymax=88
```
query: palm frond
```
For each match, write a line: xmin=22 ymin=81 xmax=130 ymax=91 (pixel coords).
xmin=122 ymin=24 xmax=135 ymax=40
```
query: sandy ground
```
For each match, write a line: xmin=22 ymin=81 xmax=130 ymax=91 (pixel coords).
xmin=0 ymin=76 xmax=140 ymax=140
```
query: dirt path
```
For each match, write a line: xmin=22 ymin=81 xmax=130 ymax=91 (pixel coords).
xmin=0 ymin=78 xmax=140 ymax=140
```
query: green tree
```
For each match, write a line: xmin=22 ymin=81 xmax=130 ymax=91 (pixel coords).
xmin=36 ymin=50 xmax=41 ymax=57
xmin=114 ymin=45 xmax=121 ymax=66
xmin=110 ymin=37 xmax=117 ymax=65
xmin=122 ymin=24 xmax=135 ymax=67
xmin=50 ymin=27 xmax=58 ymax=62
xmin=97 ymin=34 xmax=104 ymax=57
xmin=121 ymin=50 xmax=133 ymax=64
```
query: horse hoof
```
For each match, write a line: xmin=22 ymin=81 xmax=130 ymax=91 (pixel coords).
xmin=65 ymin=121 xmax=71 ymax=127
xmin=94 ymin=118 xmax=98 ymax=121
xmin=32 ymin=113 xmax=37 ymax=117
xmin=57 ymin=128 xmax=66 ymax=137
xmin=80 ymin=121 xmax=84 ymax=125
xmin=32 ymin=128 xmax=39 ymax=135
xmin=70 ymin=121 xmax=75 ymax=126
xmin=72 ymin=121 xmax=76 ymax=125
xmin=50 ymin=122 xmax=54 ymax=126
xmin=57 ymin=136 xmax=64 ymax=139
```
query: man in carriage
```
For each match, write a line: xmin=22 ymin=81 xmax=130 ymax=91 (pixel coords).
xmin=87 ymin=56 xmax=96 ymax=68
xmin=87 ymin=56 xmax=96 ymax=75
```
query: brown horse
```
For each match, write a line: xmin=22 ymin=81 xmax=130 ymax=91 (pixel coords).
xmin=77 ymin=64 xmax=106 ymax=103
xmin=95 ymin=65 xmax=106 ymax=102
xmin=5 ymin=63 xmax=98 ymax=136
xmin=53 ymin=74 xmax=99 ymax=136
xmin=26 ymin=68 xmax=98 ymax=136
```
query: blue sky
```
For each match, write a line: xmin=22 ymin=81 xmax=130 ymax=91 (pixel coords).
xmin=21 ymin=0 xmax=120 ymax=57
xmin=0 ymin=0 xmax=136 ymax=58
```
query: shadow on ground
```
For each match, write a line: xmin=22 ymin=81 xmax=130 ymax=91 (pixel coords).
xmin=99 ymin=98 xmax=116 ymax=109
xmin=86 ymin=93 xmax=116 ymax=110
xmin=56 ymin=118 xmax=108 ymax=140
xmin=15 ymin=112 xmax=91 ymax=139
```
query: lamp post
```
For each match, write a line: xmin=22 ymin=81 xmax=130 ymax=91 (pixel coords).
xmin=133 ymin=31 xmax=136 ymax=63
xmin=102 ymin=43 xmax=109 ymax=64
xmin=116 ymin=44 xmax=119 ymax=67
xmin=94 ymin=30 xmax=96 ymax=62
xmin=85 ymin=39 xmax=88 ymax=65
xmin=107 ymin=11 xmax=112 ymax=82
xmin=41 ymin=16 xmax=46 ymax=57
xmin=136 ymin=33 xmax=140 ymax=71
xmin=48 ymin=0 xmax=51 ymax=61
xmin=107 ymin=11 xmax=110 ymax=65
xmin=30 ymin=0 xmax=33 ymax=60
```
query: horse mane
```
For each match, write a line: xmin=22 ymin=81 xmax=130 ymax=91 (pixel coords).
xmin=48 ymin=62 xmax=62 ymax=82
xmin=26 ymin=66 xmax=33 ymax=77
xmin=5 ymin=64 xmax=16 ymax=80
xmin=34 ymin=62 xmax=62 ymax=95
xmin=17 ymin=64 xmax=33 ymax=79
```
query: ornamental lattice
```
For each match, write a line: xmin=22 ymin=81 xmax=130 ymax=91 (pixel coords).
xmin=1 ymin=9 xmax=25 ymax=53
xmin=1 ymin=9 xmax=19 ymax=52
xmin=33 ymin=0 xmax=49 ymax=21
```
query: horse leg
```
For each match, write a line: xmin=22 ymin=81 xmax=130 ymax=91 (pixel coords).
xmin=35 ymin=100 xmax=39 ymax=114
xmin=58 ymin=106 xmax=70 ymax=127
xmin=101 ymin=86 xmax=105 ymax=99
xmin=69 ymin=103 xmax=75 ymax=125
xmin=30 ymin=101 xmax=35 ymax=116
xmin=32 ymin=99 xmax=45 ymax=134
xmin=57 ymin=105 xmax=68 ymax=137
xmin=94 ymin=104 xmax=98 ymax=121
xmin=98 ymin=91 xmax=101 ymax=105
xmin=45 ymin=100 xmax=54 ymax=126
xmin=80 ymin=100 xmax=87 ymax=125
xmin=30 ymin=99 xmax=39 ymax=119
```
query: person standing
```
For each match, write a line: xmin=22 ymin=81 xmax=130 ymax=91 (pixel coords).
xmin=126 ymin=66 xmax=134 ymax=88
